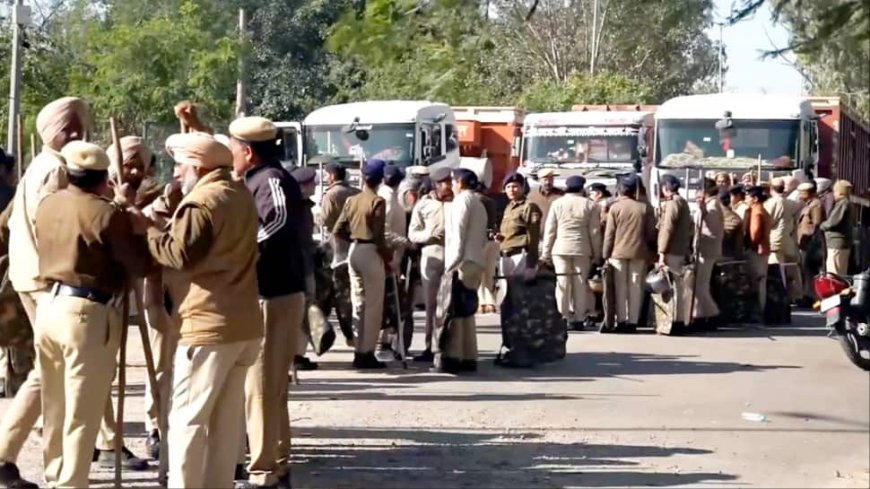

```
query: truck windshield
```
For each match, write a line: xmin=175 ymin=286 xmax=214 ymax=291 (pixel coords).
xmin=304 ymin=123 xmax=416 ymax=167
xmin=656 ymin=119 xmax=800 ymax=169
xmin=522 ymin=126 xmax=639 ymax=164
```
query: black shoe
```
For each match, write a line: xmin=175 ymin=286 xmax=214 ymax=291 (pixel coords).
xmin=94 ymin=447 xmax=149 ymax=471
xmin=353 ymin=352 xmax=386 ymax=369
xmin=430 ymin=355 xmax=461 ymax=374
xmin=413 ymin=349 xmax=434 ymax=362
xmin=459 ymin=360 xmax=478 ymax=373
xmin=234 ymin=464 xmax=249 ymax=481
xmin=569 ymin=321 xmax=585 ymax=331
xmin=670 ymin=321 xmax=689 ymax=336
xmin=293 ymin=355 xmax=319 ymax=371
xmin=277 ymin=471 xmax=292 ymax=489
xmin=0 ymin=462 xmax=38 ymax=489
xmin=146 ymin=429 xmax=160 ymax=460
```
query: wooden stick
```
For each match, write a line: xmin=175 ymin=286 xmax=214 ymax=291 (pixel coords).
xmin=115 ymin=292 xmax=128 ymax=488
xmin=110 ymin=118 xmax=123 ymax=187
xmin=29 ymin=133 xmax=35 ymax=163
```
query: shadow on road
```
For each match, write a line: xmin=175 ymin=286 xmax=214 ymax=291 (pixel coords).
xmin=291 ymin=426 xmax=738 ymax=488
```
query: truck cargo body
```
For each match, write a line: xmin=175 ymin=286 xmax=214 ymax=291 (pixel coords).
xmin=809 ymin=97 xmax=870 ymax=197
xmin=452 ymin=106 xmax=525 ymax=195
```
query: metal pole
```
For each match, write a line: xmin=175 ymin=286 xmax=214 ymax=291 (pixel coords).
xmin=589 ymin=0 xmax=598 ymax=76
xmin=7 ymin=0 xmax=25 ymax=157
xmin=718 ymin=23 xmax=724 ymax=93
xmin=234 ymin=8 xmax=246 ymax=117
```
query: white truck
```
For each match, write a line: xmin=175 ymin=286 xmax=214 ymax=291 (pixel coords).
xmin=519 ymin=106 xmax=656 ymax=193
xmin=281 ymin=100 xmax=462 ymax=236
xmin=650 ymin=93 xmax=818 ymax=208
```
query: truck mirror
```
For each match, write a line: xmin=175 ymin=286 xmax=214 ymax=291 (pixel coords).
xmin=633 ymin=161 xmax=642 ymax=173
xmin=355 ymin=129 xmax=369 ymax=141
xmin=637 ymin=145 xmax=648 ymax=158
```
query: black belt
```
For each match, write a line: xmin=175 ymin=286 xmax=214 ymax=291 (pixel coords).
xmin=54 ymin=284 xmax=113 ymax=305
xmin=501 ymin=248 xmax=524 ymax=258
xmin=353 ymin=239 xmax=374 ymax=244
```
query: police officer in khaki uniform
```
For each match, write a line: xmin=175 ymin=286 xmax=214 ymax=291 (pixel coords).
xmin=0 ymin=98 xmax=147 ymax=489
xmin=497 ymin=172 xmax=542 ymax=283
xmin=333 ymin=160 xmax=390 ymax=369
xmin=528 ymin=168 xmax=563 ymax=227
xmin=407 ymin=167 xmax=453 ymax=362
xmin=320 ymin=163 xmax=360 ymax=345
xmin=435 ymin=169 xmax=488 ymax=374
xmin=34 ymin=141 xmax=153 ymax=488
xmin=147 ymin=132 xmax=262 ymax=488
xmin=227 ymin=117 xmax=307 ymax=489
xmin=694 ymin=178 xmax=725 ymax=330
xmin=657 ymin=174 xmax=694 ymax=332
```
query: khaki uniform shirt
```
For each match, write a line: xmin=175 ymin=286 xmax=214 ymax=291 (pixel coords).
xmin=697 ymin=197 xmax=725 ymax=258
xmin=407 ymin=194 xmax=446 ymax=260
xmin=658 ymin=195 xmax=693 ymax=257
xmin=541 ymin=193 xmax=601 ymax=260
xmin=35 ymin=187 xmax=152 ymax=295
xmin=333 ymin=187 xmax=389 ymax=259
xmin=798 ymin=198 xmax=825 ymax=249
xmin=528 ymin=187 xmax=564 ymax=233
xmin=603 ymin=196 xmax=657 ymax=261
xmin=499 ymin=198 xmax=542 ymax=267
xmin=444 ymin=190 xmax=488 ymax=272
xmin=322 ymin=182 xmax=360 ymax=232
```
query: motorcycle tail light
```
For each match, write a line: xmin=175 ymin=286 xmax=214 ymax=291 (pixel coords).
xmin=814 ymin=274 xmax=850 ymax=298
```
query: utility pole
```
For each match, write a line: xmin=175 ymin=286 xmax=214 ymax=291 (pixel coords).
xmin=589 ymin=0 xmax=598 ymax=76
xmin=234 ymin=8 xmax=246 ymax=117
xmin=717 ymin=22 xmax=725 ymax=93
xmin=7 ymin=0 xmax=30 ymax=157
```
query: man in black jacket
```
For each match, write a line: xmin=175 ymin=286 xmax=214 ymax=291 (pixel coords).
xmin=229 ymin=116 xmax=306 ymax=489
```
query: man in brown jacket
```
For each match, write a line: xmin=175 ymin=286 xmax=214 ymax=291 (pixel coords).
xmin=147 ymin=132 xmax=262 ymax=488
xmin=603 ymin=175 xmax=657 ymax=332
xmin=797 ymin=181 xmax=825 ymax=304
xmin=657 ymin=174 xmax=694 ymax=331
xmin=745 ymin=186 xmax=772 ymax=316
xmin=528 ymin=168 xmax=563 ymax=228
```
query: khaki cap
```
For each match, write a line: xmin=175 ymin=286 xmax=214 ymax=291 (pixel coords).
xmin=228 ymin=116 xmax=277 ymax=143
xmin=61 ymin=141 xmax=110 ymax=171
xmin=797 ymin=182 xmax=815 ymax=191
xmin=165 ymin=132 xmax=233 ymax=169
xmin=537 ymin=168 xmax=558 ymax=178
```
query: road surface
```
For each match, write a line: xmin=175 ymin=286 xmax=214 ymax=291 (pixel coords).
xmin=3 ymin=310 xmax=868 ymax=488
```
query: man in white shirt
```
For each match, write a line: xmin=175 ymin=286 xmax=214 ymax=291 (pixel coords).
xmin=434 ymin=169 xmax=488 ymax=374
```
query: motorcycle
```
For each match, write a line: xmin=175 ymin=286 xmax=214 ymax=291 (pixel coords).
xmin=813 ymin=271 xmax=870 ymax=371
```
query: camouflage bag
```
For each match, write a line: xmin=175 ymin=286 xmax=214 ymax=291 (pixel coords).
xmin=497 ymin=271 xmax=566 ymax=367
xmin=302 ymin=302 xmax=336 ymax=356
xmin=332 ymin=264 xmax=355 ymax=342
xmin=712 ymin=260 xmax=757 ymax=325
xmin=764 ymin=264 xmax=791 ymax=325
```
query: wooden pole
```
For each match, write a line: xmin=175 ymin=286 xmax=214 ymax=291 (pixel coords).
xmin=110 ymin=117 xmax=126 ymax=488
xmin=235 ymin=8 xmax=247 ymax=117
xmin=29 ymin=133 xmax=35 ymax=164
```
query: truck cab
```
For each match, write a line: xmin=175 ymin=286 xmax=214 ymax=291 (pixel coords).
xmin=651 ymin=93 xmax=818 ymax=208
xmin=519 ymin=106 xmax=656 ymax=194
xmin=274 ymin=121 xmax=303 ymax=170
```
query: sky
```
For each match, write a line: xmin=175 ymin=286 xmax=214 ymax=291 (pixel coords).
xmin=709 ymin=0 xmax=806 ymax=95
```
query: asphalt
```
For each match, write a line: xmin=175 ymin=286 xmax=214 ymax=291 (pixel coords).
xmin=2 ymin=309 xmax=868 ymax=488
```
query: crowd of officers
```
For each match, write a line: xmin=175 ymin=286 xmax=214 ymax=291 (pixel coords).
xmin=0 ymin=95 xmax=858 ymax=489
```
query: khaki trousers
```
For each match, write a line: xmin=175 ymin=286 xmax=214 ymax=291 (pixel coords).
xmin=348 ymin=243 xmax=386 ymax=354
xmin=664 ymin=255 xmax=687 ymax=324
xmin=168 ymin=339 xmax=260 ymax=489
xmin=36 ymin=295 xmax=122 ymax=489
xmin=477 ymin=241 xmax=499 ymax=307
xmin=694 ymin=255 xmax=720 ymax=319
xmin=246 ymin=293 xmax=305 ymax=486
xmin=144 ymin=306 xmax=181 ymax=478
xmin=608 ymin=258 xmax=646 ymax=324
xmin=552 ymin=255 xmax=591 ymax=322
xmin=420 ymin=254 xmax=444 ymax=351
xmin=827 ymin=248 xmax=850 ymax=275
xmin=749 ymin=251 xmax=770 ymax=314
xmin=439 ymin=264 xmax=483 ymax=361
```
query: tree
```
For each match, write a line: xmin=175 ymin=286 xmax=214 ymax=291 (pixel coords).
xmin=517 ymin=73 xmax=654 ymax=112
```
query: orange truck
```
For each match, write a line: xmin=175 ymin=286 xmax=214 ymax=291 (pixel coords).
xmin=451 ymin=106 xmax=525 ymax=195
xmin=807 ymin=96 xmax=870 ymax=196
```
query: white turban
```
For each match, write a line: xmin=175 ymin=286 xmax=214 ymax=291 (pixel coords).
xmin=165 ymin=132 xmax=232 ymax=169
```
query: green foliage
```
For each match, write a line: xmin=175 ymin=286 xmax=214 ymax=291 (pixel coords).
xmin=517 ymin=73 xmax=654 ymax=112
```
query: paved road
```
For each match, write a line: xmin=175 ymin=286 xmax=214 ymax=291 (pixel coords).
xmin=3 ymin=310 xmax=868 ymax=488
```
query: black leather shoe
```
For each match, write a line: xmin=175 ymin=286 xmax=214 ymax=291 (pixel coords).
xmin=670 ymin=321 xmax=689 ymax=336
xmin=0 ymin=462 xmax=38 ymax=489
xmin=413 ymin=349 xmax=434 ymax=362
xmin=353 ymin=353 xmax=386 ymax=369
xmin=234 ymin=464 xmax=249 ymax=481
xmin=431 ymin=355 xmax=461 ymax=374
xmin=569 ymin=321 xmax=585 ymax=331
xmin=94 ymin=447 xmax=149 ymax=471
xmin=277 ymin=471 xmax=292 ymax=489
xmin=293 ymin=355 xmax=319 ymax=371
xmin=459 ymin=360 xmax=478 ymax=373
xmin=146 ymin=429 xmax=160 ymax=460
